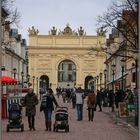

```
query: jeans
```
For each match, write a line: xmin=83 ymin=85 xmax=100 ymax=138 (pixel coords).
xmin=76 ymin=104 xmax=83 ymax=121
xmin=43 ymin=109 xmax=52 ymax=121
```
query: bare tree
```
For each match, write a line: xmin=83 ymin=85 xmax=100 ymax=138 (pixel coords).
xmin=2 ymin=0 xmax=20 ymax=26
xmin=97 ymin=0 xmax=138 ymax=54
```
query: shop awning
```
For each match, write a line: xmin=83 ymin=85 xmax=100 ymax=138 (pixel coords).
xmin=2 ymin=76 xmax=17 ymax=84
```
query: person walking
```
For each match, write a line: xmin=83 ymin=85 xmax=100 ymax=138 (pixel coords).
xmin=40 ymin=88 xmax=58 ymax=131
xmin=87 ymin=91 xmax=96 ymax=121
xmin=95 ymin=90 xmax=103 ymax=112
xmin=22 ymin=88 xmax=38 ymax=131
xmin=75 ymin=87 xmax=85 ymax=121
xmin=71 ymin=91 xmax=76 ymax=109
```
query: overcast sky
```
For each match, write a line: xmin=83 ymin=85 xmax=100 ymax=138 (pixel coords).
xmin=14 ymin=0 xmax=113 ymax=43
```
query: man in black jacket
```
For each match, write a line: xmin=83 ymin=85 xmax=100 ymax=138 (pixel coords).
xmin=95 ymin=90 xmax=103 ymax=111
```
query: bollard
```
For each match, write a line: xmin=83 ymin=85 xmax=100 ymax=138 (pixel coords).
xmin=2 ymin=94 xmax=7 ymax=119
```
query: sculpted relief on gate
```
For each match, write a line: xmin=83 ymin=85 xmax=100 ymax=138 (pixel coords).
xmin=83 ymin=60 xmax=96 ymax=71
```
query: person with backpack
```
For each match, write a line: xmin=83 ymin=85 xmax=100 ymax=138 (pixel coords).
xmin=40 ymin=88 xmax=58 ymax=131
xmin=87 ymin=91 xmax=96 ymax=121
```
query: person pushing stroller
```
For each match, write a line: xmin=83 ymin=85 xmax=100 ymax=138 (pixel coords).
xmin=40 ymin=88 xmax=58 ymax=131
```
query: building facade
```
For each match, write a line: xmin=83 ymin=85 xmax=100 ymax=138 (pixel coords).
xmin=28 ymin=24 xmax=106 ymax=94
xmin=105 ymin=10 xmax=138 ymax=92
xmin=1 ymin=8 xmax=28 ymax=85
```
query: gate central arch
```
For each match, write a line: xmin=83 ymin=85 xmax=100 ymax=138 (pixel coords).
xmin=57 ymin=59 xmax=76 ymax=88
xmin=39 ymin=75 xmax=49 ymax=91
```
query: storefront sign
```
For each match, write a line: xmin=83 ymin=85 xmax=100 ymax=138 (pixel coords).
xmin=118 ymin=102 xmax=129 ymax=117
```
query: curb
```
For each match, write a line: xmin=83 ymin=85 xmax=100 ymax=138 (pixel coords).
xmin=103 ymin=111 xmax=138 ymax=133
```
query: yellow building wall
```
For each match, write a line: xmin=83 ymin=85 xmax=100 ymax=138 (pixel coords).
xmin=28 ymin=30 xmax=106 ymax=94
xmin=125 ymin=58 xmax=135 ymax=88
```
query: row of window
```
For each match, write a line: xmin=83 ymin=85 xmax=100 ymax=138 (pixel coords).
xmin=59 ymin=63 xmax=76 ymax=71
xmin=58 ymin=73 xmax=76 ymax=82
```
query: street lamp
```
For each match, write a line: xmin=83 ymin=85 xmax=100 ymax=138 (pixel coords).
xmin=94 ymin=77 xmax=96 ymax=93
xmin=132 ymin=50 xmax=138 ymax=88
xmin=39 ymin=79 xmax=43 ymax=100
xmin=111 ymin=64 xmax=116 ymax=112
xmin=13 ymin=68 xmax=17 ymax=79
xmin=21 ymin=71 xmax=24 ymax=88
xmin=27 ymin=74 xmax=30 ymax=82
xmin=104 ymin=69 xmax=107 ymax=90
xmin=50 ymin=83 xmax=52 ymax=88
xmin=96 ymin=76 xmax=99 ymax=90
xmin=120 ymin=58 xmax=126 ymax=92
xmin=99 ymin=72 xmax=102 ymax=90
xmin=43 ymin=79 xmax=46 ymax=90
xmin=26 ymin=74 xmax=30 ymax=88
xmin=32 ymin=76 xmax=35 ymax=90
xmin=39 ymin=78 xmax=42 ymax=87
xmin=36 ymin=77 xmax=39 ymax=98
xmin=132 ymin=50 xmax=139 ymax=126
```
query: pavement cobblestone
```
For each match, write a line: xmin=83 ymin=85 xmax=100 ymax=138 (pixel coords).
xmin=2 ymin=96 xmax=139 ymax=140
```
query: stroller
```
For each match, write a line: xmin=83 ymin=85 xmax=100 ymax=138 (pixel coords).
xmin=53 ymin=106 xmax=69 ymax=132
xmin=7 ymin=103 xmax=24 ymax=132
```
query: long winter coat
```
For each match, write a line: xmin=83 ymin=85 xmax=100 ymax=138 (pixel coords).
xmin=23 ymin=93 xmax=38 ymax=116
xmin=87 ymin=93 xmax=96 ymax=108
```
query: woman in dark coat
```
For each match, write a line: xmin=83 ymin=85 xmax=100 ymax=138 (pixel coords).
xmin=22 ymin=88 xmax=38 ymax=131
xmin=40 ymin=88 xmax=58 ymax=131
xmin=87 ymin=91 xmax=96 ymax=121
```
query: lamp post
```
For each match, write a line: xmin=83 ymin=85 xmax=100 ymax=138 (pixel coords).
xmin=32 ymin=76 xmax=35 ymax=90
xmin=96 ymin=76 xmax=99 ymax=90
xmin=94 ymin=77 xmax=97 ymax=93
xmin=43 ymin=79 xmax=46 ymax=90
xmin=27 ymin=74 xmax=30 ymax=87
xmin=39 ymin=78 xmax=42 ymax=88
xmin=111 ymin=64 xmax=116 ymax=112
xmin=27 ymin=74 xmax=30 ymax=82
xmin=99 ymin=72 xmax=102 ymax=90
xmin=132 ymin=50 xmax=139 ymax=88
xmin=49 ymin=83 xmax=52 ymax=88
xmin=13 ymin=68 xmax=17 ymax=79
xmin=36 ymin=77 xmax=38 ymax=98
xmin=120 ymin=58 xmax=126 ymax=92
xmin=39 ymin=79 xmax=42 ymax=100
xmin=132 ymin=50 xmax=139 ymax=126
xmin=21 ymin=71 xmax=24 ymax=88
xmin=104 ymin=69 xmax=107 ymax=90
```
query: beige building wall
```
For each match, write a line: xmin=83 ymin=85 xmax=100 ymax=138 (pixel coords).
xmin=28 ymin=25 xmax=106 ymax=94
xmin=125 ymin=58 xmax=135 ymax=88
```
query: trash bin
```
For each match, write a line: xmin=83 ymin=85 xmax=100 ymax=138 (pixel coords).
xmin=2 ymin=94 xmax=7 ymax=119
